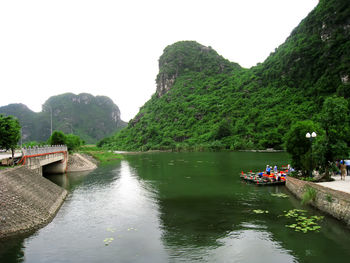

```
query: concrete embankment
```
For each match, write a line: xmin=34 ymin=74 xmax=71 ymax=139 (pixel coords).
xmin=286 ymin=176 xmax=350 ymax=226
xmin=0 ymin=166 xmax=67 ymax=239
xmin=66 ymin=153 xmax=98 ymax=172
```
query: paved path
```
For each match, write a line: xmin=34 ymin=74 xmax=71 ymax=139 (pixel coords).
xmin=317 ymin=175 xmax=350 ymax=194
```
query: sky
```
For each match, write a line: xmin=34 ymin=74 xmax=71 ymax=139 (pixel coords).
xmin=0 ymin=0 xmax=318 ymax=122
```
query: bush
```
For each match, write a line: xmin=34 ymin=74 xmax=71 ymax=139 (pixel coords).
xmin=65 ymin=134 xmax=84 ymax=152
xmin=49 ymin=131 xmax=66 ymax=145
xmin=48 ymin=130 xmax=84 ymax=152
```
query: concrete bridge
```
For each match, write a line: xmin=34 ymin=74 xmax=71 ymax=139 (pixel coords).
xmin=19 ymin=145 xmax=68 ymax=175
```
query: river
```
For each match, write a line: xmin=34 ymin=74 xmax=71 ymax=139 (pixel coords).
xmin=1 ymin=152 xmax=350 ymax=262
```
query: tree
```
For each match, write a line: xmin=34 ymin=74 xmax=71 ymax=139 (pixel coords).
xmin=314 ymin=96 xmax=349 ymax=180
xmin=48 ymin=131 xmax=84 ymax=152
xmin=65 ymin=134 xmax=84 ymax=152
xmin=285 ymin=120 xmax=322 ymax=176
xmin=0 ymin=115 xmax=21 ymax=159
xmin=214 ymin=120 xmax=231 ymax=140
xmin=49 ymin=131 xmax=66 ymax=145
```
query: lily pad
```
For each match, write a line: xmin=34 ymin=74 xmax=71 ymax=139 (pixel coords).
xmin=253 ymin=209 xmax=269 ymax=214
xmin=104 ymin=237 xmax=114 ymax=246
xmin=282 ymin=209 xmax=324 ymax=233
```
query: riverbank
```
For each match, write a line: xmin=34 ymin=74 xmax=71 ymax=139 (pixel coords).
xmin=286 ymin=176 xmax=350 ymax=226
xmin=0 ymin=166 xmax=68 ymax=239
xmin=66 ymin=153 xmax=98 ymax=172
xmin=78 ymin=146 xmax=124 ymax=162
xmin=238 ymin=149 xmax=284 ymax=153
xmin=0 ymin=151 xmax=107 ymax=239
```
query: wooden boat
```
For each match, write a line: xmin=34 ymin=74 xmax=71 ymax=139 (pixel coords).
xmin=240 ymin=172 xmax=286 ymax=186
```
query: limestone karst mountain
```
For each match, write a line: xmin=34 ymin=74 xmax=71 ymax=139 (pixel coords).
xmin=0 ymin=93 xmax=127 ymax=143
xmin=101 ymin=0 xmax=350 ymax=151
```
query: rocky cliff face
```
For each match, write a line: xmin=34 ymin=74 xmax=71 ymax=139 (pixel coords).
xmin=156 ymin=74 xmax=176 ymax=97
xmin=155 ymin=41 xmax=240 ymax=97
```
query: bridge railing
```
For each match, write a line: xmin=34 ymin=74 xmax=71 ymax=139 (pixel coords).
xmin=21 ymin=145 xmax=68 ymax=156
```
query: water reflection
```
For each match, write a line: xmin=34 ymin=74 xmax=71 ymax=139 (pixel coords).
xmin=2 ymin=153 xmax=350 ymax=262
xmin=0 ymin=237 xmax=25 ymax=263
xmin=205 ymin=229 xmax=296 ymax=263
xmin=15 ymin=161 xmax=168 ymax=263
xmin=125 ymin=152 xmax=297 ymax=262
xmin=45 ymin=170 xmax=92 ymax=191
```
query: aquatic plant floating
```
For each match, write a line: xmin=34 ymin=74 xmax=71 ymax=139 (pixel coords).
xmin=253 ymin=209 xmax=269 ymax=214
xmin=104 ymin=237 xmax=114 ymax=246
xmin=106 ymin=227 xmax=116 ymax=233
xmin=282 ymin=209 xmax=324 ymax=233
xmin=271 ymin=193 xmax=289 ymax=198
xmin=283 ymin=209 xmax=307 ymax=218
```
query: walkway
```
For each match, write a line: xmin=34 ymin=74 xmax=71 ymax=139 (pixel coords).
xmin=317 ymin=175 xmax=350 ymax=194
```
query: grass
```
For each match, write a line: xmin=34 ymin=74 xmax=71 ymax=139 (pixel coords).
xmin=301 ymin=186 xmax=317 ymax=205
xmin=325 ymin=193 xmax=333 ymax=203
xmin=0 ymin=165 xmax=15 ymax=170
xmin=78 ymin=145 xmax=123 ymax=163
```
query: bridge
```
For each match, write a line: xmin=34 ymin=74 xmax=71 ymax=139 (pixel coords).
xmin=18 ymin=145 xmax=68 ymax=175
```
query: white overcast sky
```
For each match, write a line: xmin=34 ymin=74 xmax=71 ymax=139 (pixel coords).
xmin=0 ymin=0 xmax=318 ymax=121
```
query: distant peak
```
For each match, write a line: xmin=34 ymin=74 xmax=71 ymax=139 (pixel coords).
xmin=155 ymin=41 xmax=240 ymax=97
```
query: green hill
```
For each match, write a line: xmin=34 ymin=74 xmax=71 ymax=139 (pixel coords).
xmin=101 ymin=0 xmax=350 ymax=151
xmin=0 ymin=93 xmax=127 ymax=144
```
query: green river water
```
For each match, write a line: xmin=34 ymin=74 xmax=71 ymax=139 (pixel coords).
xmin=1 ymin=152 xmax=350 ymax=262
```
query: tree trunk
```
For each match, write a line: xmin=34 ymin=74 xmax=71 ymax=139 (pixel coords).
xmin=316 ymin=165 xmax=331 ymax=181
xmin=10 ymin=148 xmax=15 ymax=166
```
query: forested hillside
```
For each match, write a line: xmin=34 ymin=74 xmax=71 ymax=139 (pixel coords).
xmin=101 ymin=0 xmax=350 ymax=151
xmin=0 ymin=93 xmax=127 ymax=143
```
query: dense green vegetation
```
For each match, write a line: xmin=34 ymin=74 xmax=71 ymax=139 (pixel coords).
xmin=285 ymin=96 xmax=349 ymax=179
xmin=101 ymin=0 xmax=350 ymax=152
xmin=49 ymin=130 xmax=84 ymax=153
xmin=0 ymin=93 xmax=126 ymax=144
xmin=0 ymin=115 xmax=21 ymax=158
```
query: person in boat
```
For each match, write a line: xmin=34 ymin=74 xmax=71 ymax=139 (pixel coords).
xmin=266 ymin=165 xmax=271 ymax=175
xmin=274 ymin=165 xmax=278 ymax=173
xmin=276 ymin=173 xmax=281 ymax=181
xmin=258 ymin=172 xmax=263 ymax=178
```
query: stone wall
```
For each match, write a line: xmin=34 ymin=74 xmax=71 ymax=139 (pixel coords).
xmin=286 ymin=177 xmax=350 ymax=226
xmin=0 ymin=166 xmax=67 ymax=239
